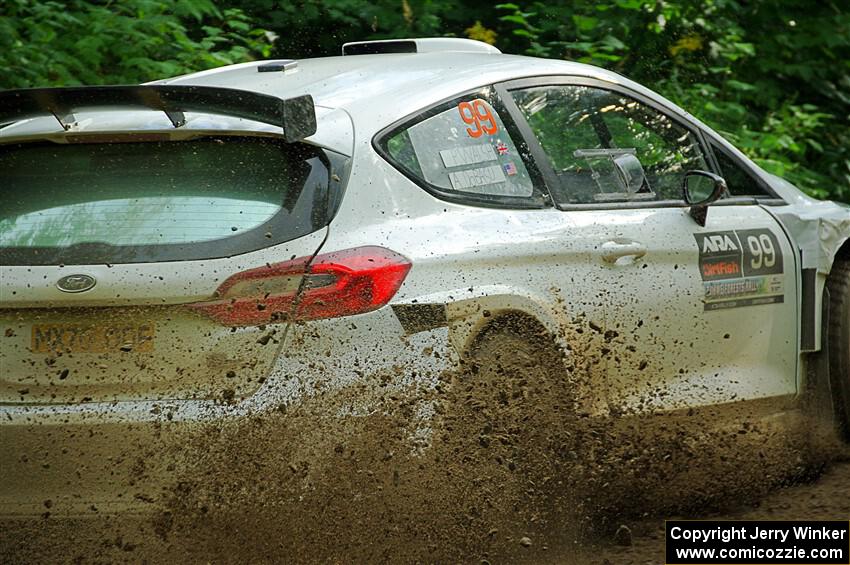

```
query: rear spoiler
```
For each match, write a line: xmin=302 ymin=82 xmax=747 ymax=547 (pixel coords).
xmin=0 ymin=85 xmax=317 ymax=143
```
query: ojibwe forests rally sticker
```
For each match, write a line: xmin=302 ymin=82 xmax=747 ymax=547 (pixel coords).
xmin=694 ymin=229 xmax=784 ymax=311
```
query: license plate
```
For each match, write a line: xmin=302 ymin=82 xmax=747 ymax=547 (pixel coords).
xmin=31 ymin=323 xmax=155 ymax=354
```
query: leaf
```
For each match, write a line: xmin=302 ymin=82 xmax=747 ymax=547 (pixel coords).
xmin=726 ymin=79 xmax=756 ymax=92
xmin=615 ymin=0 xmax=645 ymax=9
xmin=572 ymin=15 xmax=598 ymax=32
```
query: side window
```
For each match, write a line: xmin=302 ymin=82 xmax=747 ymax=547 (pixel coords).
xmin=711 ymin=142 xmax=771 ymax=197
xmin=378 ymin=89 xmax=541 ymax=204
xmin=511 ymin=85 xmax=709 ymax=204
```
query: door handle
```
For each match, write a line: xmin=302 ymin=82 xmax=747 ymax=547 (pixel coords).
xmin=601 ymin=239 xmax=647 ymax=264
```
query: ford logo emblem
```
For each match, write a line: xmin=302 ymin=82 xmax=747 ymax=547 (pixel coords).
xmin=56 ymin=274 xmax=97 ymax=293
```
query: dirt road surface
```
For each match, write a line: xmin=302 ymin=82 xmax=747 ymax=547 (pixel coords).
xmin=3 ymin=457 xmax=848 ymax=564
xmin=3 ymin=409 xmax=847 ymax=564
xmin=578 ymin=456 xmax=850 ymax=565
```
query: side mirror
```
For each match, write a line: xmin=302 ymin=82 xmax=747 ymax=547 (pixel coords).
xmin=683 ymin=170 xmax=727 ymax=226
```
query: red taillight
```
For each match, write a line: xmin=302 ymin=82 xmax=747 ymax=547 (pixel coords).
xmin=187 ymin=246 xmax=411 ymax=327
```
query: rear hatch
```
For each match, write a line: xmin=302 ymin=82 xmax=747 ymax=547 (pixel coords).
xmin=0 ymin=135 xmax=340 ymax=404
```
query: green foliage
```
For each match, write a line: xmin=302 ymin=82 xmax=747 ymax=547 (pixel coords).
xmin=0 ymin=0 xmax=847 ymax=202
xmin=491 ymin=0 xmax=850 ymax=202
xmin=0 ymin=0 xmax=272 ymax=87
xmin=222 ymin=0 xmax=473 ymax=57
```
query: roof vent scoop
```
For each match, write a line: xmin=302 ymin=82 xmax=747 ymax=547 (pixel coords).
xmin=257 ymin=59 xmax=298 ymax=73
xmin=342 ymin=38 xmax=501 ymax=56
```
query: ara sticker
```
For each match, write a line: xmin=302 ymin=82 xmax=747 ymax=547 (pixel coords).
xmin=439 ymin=144 xmax=497 ymax=168
xmin=457 ymin=100 xmax=499 ymax=138
xmin=694 ymin=229 xmax=785 ymax=310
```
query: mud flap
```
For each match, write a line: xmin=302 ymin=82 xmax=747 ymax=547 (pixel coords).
xmin=804 ymin=287 xmax=841 ymax=436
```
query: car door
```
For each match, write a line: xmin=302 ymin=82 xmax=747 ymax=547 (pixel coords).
xmin=500 ymin=78 xmax=799 ymax=414
xmin=372 ymin=85 xmax=623 ymax=416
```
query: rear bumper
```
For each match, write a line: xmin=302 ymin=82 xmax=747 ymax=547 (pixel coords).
xmin=0 ymin=306 xmax=453 ymax=517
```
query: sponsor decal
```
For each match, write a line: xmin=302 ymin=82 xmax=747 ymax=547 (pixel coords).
xmin=694 ymin=229 xmax=784 ymax=310
xmin=701 ymin=259 xmax=740 ymax=278
xmin=703 ymin=275 xmax=784 ymax=310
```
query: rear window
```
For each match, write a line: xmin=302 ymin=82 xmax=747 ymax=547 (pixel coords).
xmin=376 ymin=87 xmax=549 ymax=208
xmin=0 ymin=137 xmax=333 ymax=265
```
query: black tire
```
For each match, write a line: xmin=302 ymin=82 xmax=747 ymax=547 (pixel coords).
xmin=436 ymin=315 xmax=579 ymax=555
xmin=826 ymin=259 xmax=850 ymax=440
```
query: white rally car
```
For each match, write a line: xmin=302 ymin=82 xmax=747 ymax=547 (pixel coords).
xmin=1 ymin=37 xmax=849 ymax=517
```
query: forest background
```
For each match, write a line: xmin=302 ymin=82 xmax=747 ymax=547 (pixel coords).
xmin=2 ymin=0 xmax=848 ymax=202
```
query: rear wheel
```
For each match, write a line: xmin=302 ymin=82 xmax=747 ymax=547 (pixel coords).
xmin=436 ymin=315 xmax=581 ymax=556
xmin=827 ymin=260 xmax=850 ymax=440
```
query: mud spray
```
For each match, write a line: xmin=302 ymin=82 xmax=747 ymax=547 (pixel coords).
xmin=2 ymin=316 xmax=846 ymax=563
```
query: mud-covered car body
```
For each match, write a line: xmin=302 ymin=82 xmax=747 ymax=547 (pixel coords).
xmin=1 ymin=38 xmax=848 ymax=517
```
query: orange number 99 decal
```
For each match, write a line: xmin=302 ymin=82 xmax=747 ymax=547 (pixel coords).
xmin=457 ymin=100 xmax=499 ymax=138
